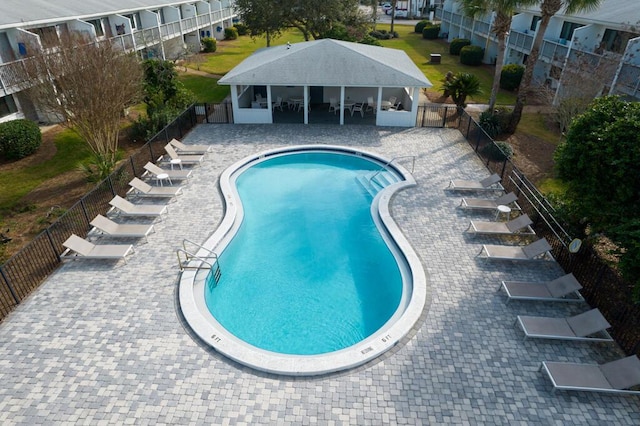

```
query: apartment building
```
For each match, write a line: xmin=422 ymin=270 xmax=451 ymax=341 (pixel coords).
xmin=0 ymin=0 xmax=237 ymax=123
xmin=436 ymin=0 xmax=640 ymax=103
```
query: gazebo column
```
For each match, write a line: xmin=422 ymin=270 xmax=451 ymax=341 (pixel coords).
xmin=340 ymin=86 xmax=345 ymax=125
xmin=410 ymin=87 xmax=420 ymax=117
xmin=376 ymin=87 xmax=383 ymax=115
xmin=303 ymin=85 xmax=309 ymax=124
xmin=267 ymin=85 xmax=273 ymax=124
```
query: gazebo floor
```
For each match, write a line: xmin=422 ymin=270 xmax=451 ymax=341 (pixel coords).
xmin=273 ymin=103 xmax=377 ymax=125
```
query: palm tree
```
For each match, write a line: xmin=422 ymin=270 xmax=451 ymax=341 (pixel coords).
xmin=505 ymin=0 xmax=603 ymax=132
xmin=459 ymin=0 xmax=537 ymax=112
xmin=442 ymin=72 xmax=482 ymax=110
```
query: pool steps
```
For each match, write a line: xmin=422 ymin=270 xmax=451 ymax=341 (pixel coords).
xmin=357 ymin=170 xmax=401 ymax=197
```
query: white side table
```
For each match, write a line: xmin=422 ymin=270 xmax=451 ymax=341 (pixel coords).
xmin=495 ymin=205 xmax=511 ymax=222
xmin=156 ymin=173 xmax=172 ymax=187
xmin=170 ymin=159 xmax=183 ymax=170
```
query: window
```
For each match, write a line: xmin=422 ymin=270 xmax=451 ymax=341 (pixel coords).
xmin=124 ymin=13 xmax=141 ymax=29
xmin=559 ymin=21 xmax=583 ymax=41
xmin=87 ymin=19 xmax=104 ymax=37
xmin=601 ymin=29 xmax=640 ymax=54
xmin=0 ymin=95 xmax=18 ymax=118
xmin=30 ymin=26 xmax=59 ymax=48
xmin=530 ymin=16 xmax=541 ymax=32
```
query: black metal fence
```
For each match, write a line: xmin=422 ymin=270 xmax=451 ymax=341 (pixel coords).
xmin=2 ymin=103 xmax=638 ymax=356
xmin=449 ymin=110 xmax=640 ymax=357
xmin=0 ymin=103 xmax=221 ymax=320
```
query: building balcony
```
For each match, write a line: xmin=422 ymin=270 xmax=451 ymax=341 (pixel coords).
xmin=539 ymin=39 xmax=569 ymax=64
xmin=0 ymin=7 xmax=236 ymax=96
xmin=615 ymin=62 xmax=640 ymax=99
xmin=507 ymin=29 xmax=534 ymax=52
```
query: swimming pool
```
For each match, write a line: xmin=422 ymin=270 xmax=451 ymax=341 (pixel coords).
xmin=179 ymin=145 xmax=427 ymax=375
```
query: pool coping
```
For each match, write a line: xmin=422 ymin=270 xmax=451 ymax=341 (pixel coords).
xmin=178 ymin=144 xmax=428 ymax=376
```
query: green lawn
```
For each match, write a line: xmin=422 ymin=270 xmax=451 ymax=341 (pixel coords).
xmin=377 ymin=24 xmax=516 ymax=105
xmin=178 ymin=74 xmax=230 ymax=103
xmin=0 ymin=129 xmax=91 ymax=210
xmin=192 ymin=27 xmax=516 ymax=106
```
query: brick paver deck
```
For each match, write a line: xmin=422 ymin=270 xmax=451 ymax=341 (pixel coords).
xmin=0 ymin=124 xmax=637 ymax=424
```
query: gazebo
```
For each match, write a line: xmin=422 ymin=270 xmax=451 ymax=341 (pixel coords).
xmin=217 ymin=39 xmax=432 ymax=127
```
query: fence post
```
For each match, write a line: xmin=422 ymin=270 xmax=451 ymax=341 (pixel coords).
xmin=442 ymin=107 xmax=448 ymax=128
xmin=130 ymin=157 xmax=137 ymax=177
xmin=0 ymin=266 xmax=20 ymax=305
xmin=45 ymin=228 xmax=61 ymax=262
xmin=474 ymin=125 xmax=481 ymax=152
xmin=205 ymin=103 xmax=210 ymax=124
xmin=500 ymin=158 xmax=508 ymax=179
xmin=79 ymin=199 xmax=91 ymax=227
xmin=148 ymin=141 xmax=154 ymax=162
xmin=107 ymin=175 xmax=116 ymax=197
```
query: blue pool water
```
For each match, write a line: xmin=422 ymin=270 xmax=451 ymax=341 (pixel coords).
xmin=204 ymin=152 xmax=403 ymax=355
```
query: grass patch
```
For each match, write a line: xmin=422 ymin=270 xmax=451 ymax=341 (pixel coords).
xmin=0 ymin=129 xmax=91 ymax=210
xmin=517 ymin=113 xmax=562 ymax=144
xmin=194 ymin=30 xmax=307 ymax=76
xmin=377 ymin=25 xmax=516 ymax=105
xmin=178 ymin=74 xmax=230 ymax=103
xmin=538 ymin=178 xmax=567 ymax=196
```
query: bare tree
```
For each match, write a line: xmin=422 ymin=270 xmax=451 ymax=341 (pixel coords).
xmin=21 ymin=32 xmax=143 ymax=174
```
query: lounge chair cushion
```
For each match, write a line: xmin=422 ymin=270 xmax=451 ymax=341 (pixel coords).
xmin=600 ymin=356 xmax=640 ymax=390
xmin=545 ymin=362 xmax=613 ymax=390
xmin=547 ymin=273 xmax=582 ymax=298
xmin=522 ymin=238 xmax=552 ymax=259
xmin=566 ymin=309 xmax=611 ymax=337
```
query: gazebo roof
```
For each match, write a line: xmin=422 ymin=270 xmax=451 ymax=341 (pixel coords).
xmin=217 ymin=39 xmax=432 ymax=88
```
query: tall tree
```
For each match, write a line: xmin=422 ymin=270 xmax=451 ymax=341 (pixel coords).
xmin=21 ymin=32 xmax=142 ymax=174
xmin=234 ymin=0 xmax=286 ymax=47
xmin=285 ymin=0 xmax=361 ymax=41
xmin=460 ymin=0 xmax=537 ymax=111
xmin=506 ymin=0 xmax=602 ymax=133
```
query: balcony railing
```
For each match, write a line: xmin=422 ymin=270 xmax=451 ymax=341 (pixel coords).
xmin=474 ymin=21 xmax=490 ymax=35
xmin=616 ymin=62 xmax=640 ymax=98
xmin=540 ymin=39 xmax=569 ymax=63
xmin=0 ymin=7 xmax=236 ymax=96
xmin=507 ymin=29 xmax=534 ymax=51
xmin=434 ymin=7 xmax=443 ymax=20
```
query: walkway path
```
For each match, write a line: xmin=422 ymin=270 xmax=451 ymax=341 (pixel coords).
xmin=0 ymin=124 xmax=636 ymax=424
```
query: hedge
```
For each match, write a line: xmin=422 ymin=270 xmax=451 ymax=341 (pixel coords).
xmin=449 ymin=38 xmax=470 ymax=55
xmin=0 ymin=119 xmax=42 ymax=160
xmin=460 ymin=45 xmax=484 ymax=65
xmin=422 ymin=25 xmax=440 ymax=40
xmin=500 ymin=64 xmax=525 ymax=91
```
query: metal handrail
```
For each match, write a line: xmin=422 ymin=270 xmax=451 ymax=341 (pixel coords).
xmin=176 ymin=248 xmax=214 ymax=271
xmin=182 ymin=239 xmax=217 ymax=258
xmin=368 ymin=155 xmax=416 ymax=183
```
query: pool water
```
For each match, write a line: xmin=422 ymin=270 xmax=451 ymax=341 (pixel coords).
xmin=204 ymin=152 xmax=404 ymax=355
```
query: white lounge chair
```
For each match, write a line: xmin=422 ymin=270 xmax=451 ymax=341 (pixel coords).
xmin=366 ymin=96 xmax=376 ymax=112
xmin=144 ymin=162 xmax=192 ymax=181
xmin=460 ymin=192 xmax=519 ymax=211
xmin=164 ymin=144 xmax=204 ymax=165
xmin=109 ymin=195 xmax=167 ymax=217
xmin=478 ymin=238 xmax=553 ymax=261
xmin=516 ymin=308 xmax=613 ymax=342
xmin=272 ymin=96 xmax=284 ymax=111
xmin=90 ymin=214 xmax=155 ymax=239
xmin=540 ymin=356 xmax=640 ymax=395
xmin=467 ymin=214 xmax=535 ymax=237
xmin=62 ymin=234 xmax=133 ymax=262
xmin=499 ymin=273 xmax=585 ymax=303
xmin=448 ymin=173 xmax=504 ymax=191
xmin=128 ymin=177 xmax=182 ymax=198
xmin=168 ymin=138 xmax=211 ymax=154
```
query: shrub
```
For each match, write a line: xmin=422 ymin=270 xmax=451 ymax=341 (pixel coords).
xmin=460 ymin=45 xmax=484 ymax=65
xmin=479 ymin=107 xmax=512 ymax=137
xmin=449 ymin=38 xmax=470 ymax=55
xmin=224 ymin=27 xmax=238 ymax=40
xmin=422 ymin=25 xmax=440 ymax=40
xmin=481 ymin=141 xmax=513 ymax=161
xmin=369 ymin=30 xmax=395 ymax=40
xmin=359 ymin=35 xmax=382 ymax=46
xmin=201 ymin=37 xmax=217 ymax=53
xmin=500 ymin=64 xmax=525 ymax=91
xmin=414 ymin=20 xmax=432 ymax=34
xmin=234 ymin=23 xmax=248 ymax=36
xmin=0 ymin=119 xmax=42 ymax=160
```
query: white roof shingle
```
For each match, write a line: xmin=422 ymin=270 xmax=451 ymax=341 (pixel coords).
xmin=218 ymin=39 xmax=432 ymax=88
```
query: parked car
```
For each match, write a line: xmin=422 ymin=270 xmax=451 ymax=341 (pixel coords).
xmin=382 ymin=3 xmax=392 ymax=12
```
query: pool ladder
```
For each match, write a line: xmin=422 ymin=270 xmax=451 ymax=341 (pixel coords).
xmin=176 ymin=239 xmax=221 ymax=285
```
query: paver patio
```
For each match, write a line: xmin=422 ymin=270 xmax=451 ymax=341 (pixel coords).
xmin=0 ymin=124 xmax=637 ymax=424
